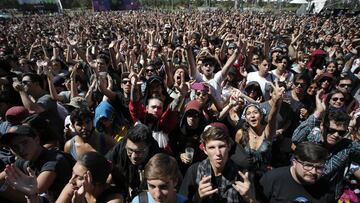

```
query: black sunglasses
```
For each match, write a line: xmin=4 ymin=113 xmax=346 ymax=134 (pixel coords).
xmin=327 ymin=127 xmax=347 ymax=137
xmin=331 ymin=97 xmax=344 ymax=102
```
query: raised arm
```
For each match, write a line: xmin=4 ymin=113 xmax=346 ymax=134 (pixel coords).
xmin=264 ymin=82 xmax=284 ymax=142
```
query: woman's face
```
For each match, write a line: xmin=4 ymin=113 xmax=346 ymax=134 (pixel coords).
xmin=69 ymin=162 xmax=88 ymax=190
xmin=326 ymin=62 xmax=337 ymax=74
xmin=329 ymin=93 xmax=345 ymax=108
xmin=307 ymin=83 xmax=318 ymax=95
xmin=320 ymin=78 xmax=331 ymax=90
xmin=245 ymin=106 xmax=263 ymax=127
xmin=195 ymin=90 xmax=209 ymax=106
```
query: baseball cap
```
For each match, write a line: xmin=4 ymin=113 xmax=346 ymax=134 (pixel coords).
xmin=64 ymin=97 xmax=89 ymax=111
xmin=1 ymin=125 xmax=36 ymax=144
xmin=5 ymin=106 xmax=29 ymax=125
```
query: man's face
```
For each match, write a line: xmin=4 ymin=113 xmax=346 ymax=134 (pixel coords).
xmin=73 ymin=118 xmax=93 ymax=139
xmin=125 ymin=139 xmax=149 ymax=165
xmin=204 ymin=139 xmax=230 ymax=172
xmin=21 ymin=76 xmax=34 ymax=93
xmin=337 ymin=79 xmax=352 ymax=94
xmin=147 ymin=178 xmax=177 ymax=203
xmin=293 ymin=159 xmax=324 ymax=185
xmin=324 ymin=120 xmax=347 ymax=146
xmin=121 ymin=78 xmax=131 ymax=94
xmin=9 ymin=136 xmax=39 ymax=161
xmin=259 ymin=60 xmax=269 ymax=76
xmin=146 ymin=98 xmax=163 ymax=118
xmin=200 ymin=60 xmax=214 ymax=78
xmin=96 ymin=58 xmax=107 ymax=72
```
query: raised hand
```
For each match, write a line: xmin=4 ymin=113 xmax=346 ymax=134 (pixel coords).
xmin=232 ymin=171 xmax=251 ymax=196
xmin=5 ymin=164 xmax=38 ymax=196
xmin=315 ymin=89 xmax=326 ymax=114
xmin=198 ymin=176 xmax=218 ymax=198
xmin=271 ymin=81 xmax=285 ymax=101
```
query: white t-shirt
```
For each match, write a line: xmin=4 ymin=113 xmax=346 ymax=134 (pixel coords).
xmin=246 ymin=71 xmax=275 ymax=100
xmin=191 ymin=71 xmax=225 ymax=104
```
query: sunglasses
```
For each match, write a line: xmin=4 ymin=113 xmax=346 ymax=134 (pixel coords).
xmin=327 ymin=127 xmax=347 ymax=137
xmin=146 ymin=68 xmax=156 ymax=73
xmin=294 ymin=82 xmax=306 ymax=88
xmin=21 ymin=80 xmax=32 ymax=85
xmin=339 ymin=83 xmax=351 ymax=88
xmin=122 ymin=80 xmax=131 ymax=84
xmin=331 ymin=97 xmax=344 ymax=102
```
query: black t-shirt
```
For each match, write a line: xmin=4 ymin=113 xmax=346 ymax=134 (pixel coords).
xmin=15 ymin=149 xmax=73 ymax=201
xmin=259 ymin=166 xmax=335 ymax=203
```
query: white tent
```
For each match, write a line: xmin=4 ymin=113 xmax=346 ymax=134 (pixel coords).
xmin=290 ymin=0 xmax=308 ymax=4
xmin=308 ymin=0 xmax=327 ymax=13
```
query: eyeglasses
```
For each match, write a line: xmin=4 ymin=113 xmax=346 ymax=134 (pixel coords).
xmin=327 ymin=127 xmax=347 ymax=137
xmin=21 ymin=80 xmax=32 ymax=85
xmin=339 ymin=83 xmax=352 ymax=88
xmin=331 ymin=97 xmax=344 ymax=102
xmin=126 ymin=147 xmax=148 ymax=155
xmin=122 ymin=80 xmax=131 ymax=84
xmin=253 ymin=57 xmax=259 ymax=60
xmin=296 ymin=159 xmax=324 ymax=172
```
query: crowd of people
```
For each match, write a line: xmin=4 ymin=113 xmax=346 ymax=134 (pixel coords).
xmin=0 ymin=9 xmax=359 ymax=203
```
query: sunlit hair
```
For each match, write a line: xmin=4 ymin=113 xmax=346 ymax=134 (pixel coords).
xmin=144 ymin=153 xmax=181 ymax=182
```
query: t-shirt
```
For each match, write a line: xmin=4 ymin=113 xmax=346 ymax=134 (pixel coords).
xmin=15 ymin=148 xmax=73 ymax=201
xmin=131 ymin=192 xmax=187 ymax=203
xmin=36 ymin=94 xmax=64 ymax=137
xmin=259 ymin=166 xmax=335 ymax=203
xmin=246 ymin=72 xmax=275 ymax=100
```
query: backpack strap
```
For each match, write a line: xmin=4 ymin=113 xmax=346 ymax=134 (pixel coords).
xmin=138 ymin=191 xmax=148 ymax=203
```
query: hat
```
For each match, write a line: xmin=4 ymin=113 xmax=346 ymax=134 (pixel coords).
xmin=228 ymin=43 xmax=237 ymax=49
xmin=191 ymin=83 xmax=205 ymax=91
xmin=316 ymin=72 xmax=334 ymax=83
xmin=1 ymin=125 xmax=36 ymax=144
xmin=53 ymin=75 xmax=65 ymax=87
xmin=5 ymin=106 xmax=29 ymax=125
xmin=271 ymin=47 xmax=283 ymax=54
xmin=64 ymin=97 xmax=89 ymax=111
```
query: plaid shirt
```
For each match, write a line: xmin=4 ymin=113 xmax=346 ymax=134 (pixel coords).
xmin=292 ymin=114 xmax=360 ymax=198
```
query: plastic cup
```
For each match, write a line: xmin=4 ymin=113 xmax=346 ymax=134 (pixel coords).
xmin=185 ymin=147 xmax=194 ymax=162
